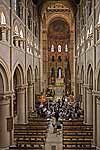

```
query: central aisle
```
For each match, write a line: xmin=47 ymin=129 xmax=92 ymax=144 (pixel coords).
xmin=45 ymin=122 xmax=63 ymax=150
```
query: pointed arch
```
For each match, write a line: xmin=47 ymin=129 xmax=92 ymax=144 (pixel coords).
xmin=1 ymin=11 xmax=6 ymax=24
xmin=0 ymin=64 xmax=9 ymax=92
xmin=87 ymin=64 xmax=93 ymax=88
xmin=0 ymin=58 xmax=10 ymax=92
xmin=0 ymin=5 xmax=9 ymax=25
xmin=27 ymin=65 xmax=33 ymax=83
xmin=13 ymin=63 xmax=24 ymax=86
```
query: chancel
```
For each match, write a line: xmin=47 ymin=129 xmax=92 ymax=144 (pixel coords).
xmin=0 ymin=0 xmax=100 ymax=150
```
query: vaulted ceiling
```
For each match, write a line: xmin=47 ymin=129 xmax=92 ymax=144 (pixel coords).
xmin=33 ymin=0 xmax=80 ymax=15
xmin=33 ymin=0 xmax=80 ymax=6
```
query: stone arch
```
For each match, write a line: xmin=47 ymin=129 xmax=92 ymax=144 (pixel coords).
xmin=0 ymin=64 xmax=9 ymax=92
xmin=0 ymin=59 xmax=10 ymax=147
xmin=1 ymin=11 xmax=6 ymax=24
xmin=13 ymin=61 xmax=25 ymax=83
xmin=0 ymin=58 xmax=10 ymax=91
xmin=27 ymin=65 xmax=33 ymax=82
xmin=13 ymin=20 xmax=20 ymax=31
xmin=27 ymin=65 xmax=33 ymax=112
xmin=0 ymin=5 xmax=10 ymax=25
xmin=86 ymin=60 xmax=93 ymax=82
xmin=13 ymin=64 xmax=25 ymax=123
xmin=46 ymin=14 xmax=74 ymax=31
xmin=13 ymin=64 xmax=24 ymax=86
xmin=87 ymin=64 xmax=93 ymax=125
xmin=87 ymin=64 xmax=93 ymax=88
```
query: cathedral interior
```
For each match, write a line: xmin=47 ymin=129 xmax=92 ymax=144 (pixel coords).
xmin=0 ymin=0 xmax=100 ymax=150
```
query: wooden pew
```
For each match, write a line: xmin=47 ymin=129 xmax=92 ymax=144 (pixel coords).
xmin=9 ymin=144 xmax=43 ymax=150
xmin=10 ymin=117 xmax=48 ymax=150
xmin=63 ymin=119 xmax=95 ymax=150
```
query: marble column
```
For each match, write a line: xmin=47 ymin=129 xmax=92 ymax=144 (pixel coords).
xmin=27 ymin=82 xmax=33 ymax=112
xmin=97 ymin=98 xmax=100 ymax=148
xmin=87 ymin=88 xmax=93 ymax=125
xmin=17 ymin=86 xmax=25 ymax=124
xmin=0 ymin=95 xmax=10 ymax=147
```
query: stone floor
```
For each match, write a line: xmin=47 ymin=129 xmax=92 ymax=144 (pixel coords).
xmin=45 ymin=122 xmax=63 ymax=150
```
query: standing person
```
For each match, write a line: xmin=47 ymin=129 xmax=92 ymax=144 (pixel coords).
xmin=69 ymin=91 xmax=75 ymax=103
xmin=55 ymin=110 xmax=59 ymax=122
xmin=52 ymin=114 xmax=56 ymax=133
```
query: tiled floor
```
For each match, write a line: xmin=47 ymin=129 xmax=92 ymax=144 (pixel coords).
xmin=45 ymin=123 xmax=62 ymax=150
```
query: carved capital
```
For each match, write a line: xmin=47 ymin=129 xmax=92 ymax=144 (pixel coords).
xmin=15 ymin=85 xmax=25 ymax=93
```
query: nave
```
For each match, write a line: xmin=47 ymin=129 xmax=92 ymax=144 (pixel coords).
xmin=1 ymin=0 xmax=100 ymax=149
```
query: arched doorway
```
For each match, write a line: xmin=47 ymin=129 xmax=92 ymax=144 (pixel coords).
xmin=13 ymin=65 xmax=25 ymax=124
xmin=27 ymin=66 xmax=33 ymax=112
xmin=0 ymin=64 xmax=10 ymax=146
xmin=87 ymin=65 xmax=93 ymax=125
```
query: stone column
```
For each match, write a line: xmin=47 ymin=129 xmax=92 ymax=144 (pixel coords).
xmin=28 ymin=82 xmax=33 ymax=112
xmin=93 ymin=95 xmax=97 ymax=145
xmin=97 ymin=98 xmax=100 ymax=148
xmin=83 ymin=86 xmax=87 ymax=123
xmin=33 ymin=82 xmax=35 ymax=111
xmin=15 ymin=39 xmax=18 ymax=47
xmin=20 ymin=41 xmax=23 ymax=49
xmin=2 ymin=30 xmax=6 ymax=41
xmin=80 ymin=83 xmax=84 ymax=109
xmin=17 ymin=86 xmax=25 ymax=124
xmin=0 ymin=95 xmax=10 ymax=147
xmin=87 ymin=88 xmax=93 ymax=125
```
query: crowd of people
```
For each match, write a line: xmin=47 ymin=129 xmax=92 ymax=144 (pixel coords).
xmin=35 ymin=93 xmax=83 ymax=133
